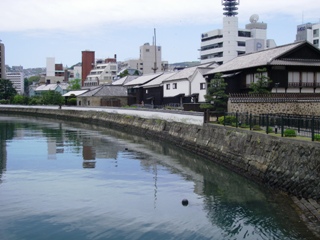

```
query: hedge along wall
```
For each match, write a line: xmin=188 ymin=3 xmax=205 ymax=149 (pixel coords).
xmin=1 ymin=107 xmax=319 ymax=201
xmin=228 ymin=101 xmax=320 ymax=115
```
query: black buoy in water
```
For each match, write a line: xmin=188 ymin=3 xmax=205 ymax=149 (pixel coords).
xmin=182 ymin=199 xmax=189 ymax=206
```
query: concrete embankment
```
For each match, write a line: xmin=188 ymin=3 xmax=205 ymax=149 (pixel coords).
xmin=1 ymin=106 xmax=320 ymax=235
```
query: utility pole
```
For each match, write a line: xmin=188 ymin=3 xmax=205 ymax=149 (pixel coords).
xmin=152 ymin=28 xmax=158 ymax=73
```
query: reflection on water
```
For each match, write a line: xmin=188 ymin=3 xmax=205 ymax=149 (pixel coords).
xmin=0 ymin=115 xmax=317 ymax=240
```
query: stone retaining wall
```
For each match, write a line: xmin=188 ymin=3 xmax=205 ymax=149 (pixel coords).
xmin=228 ymin=101 xmax=320 ymax=115
xmin=1 ymin=107 xmax=319 ymax=201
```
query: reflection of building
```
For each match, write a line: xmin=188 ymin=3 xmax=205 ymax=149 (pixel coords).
xmin=295 ymin=22 xmax=320 ymax=48
xmin=82 ymin=161 xmax=96 ymax=168
xmin=47 ymin=139 xmax=64 ymax=160
xmin=0 ymin=139 xmax=7 ymax=176
xmin=200 ymin=0 xmax=276 ymax=64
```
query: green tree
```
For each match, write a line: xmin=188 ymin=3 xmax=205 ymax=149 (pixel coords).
xmin=119 ymin=70 xmax=129 ymax=78
xmin=12 ymin=94 xmax=28 ymax=104
xmin=249 ymin=68 xmax=272 ymax=94
xmin=0 ymin=79 xmax=17 ymax=101
xmin=67 ymin=78 xmax=81 ymax=90
xmin=28 ymin=76 xmax=40 ymax=85
xmin=200 ymin=73 xmax=228 ymax=112
xmin=41 ymin=91 xmax=64 ymax=106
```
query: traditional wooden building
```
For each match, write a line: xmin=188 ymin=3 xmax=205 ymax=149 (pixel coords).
xmin=77 ymin=85 xmax=128 ymax=107
xmin=204 ymin=41 xmax=320 ymax=94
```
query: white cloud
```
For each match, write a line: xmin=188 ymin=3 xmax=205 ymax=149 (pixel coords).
xmin=2 ymin=0 xmax=318 ymax=33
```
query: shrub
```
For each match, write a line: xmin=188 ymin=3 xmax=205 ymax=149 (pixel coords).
xmin=253 ymin=125 xmax=262 ymax=131
xmin=218 ymin=115 xmax=237 ymax=125
xmin=0 ymin=99 xmax=9 ymax=104
xmin=284 ymin=129 xmax=297 ymax=137
xmin=267 ymin=127 xmax=273 ymax=133
xmin=314 ymin=134 xmax=320 ymax=141
xmin=67 ymin=97 xmax=77 ymax=106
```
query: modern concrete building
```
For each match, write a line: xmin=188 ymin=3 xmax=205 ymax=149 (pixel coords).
xmin=200 ymin=0 xmax=276 ymax=65
xmin=45 ymin=57 xmax=67 ymax=84
xmin=124 ymin=43 xmax=168 ymax=75
xmin=83 ymin=57 xmax=118 ymax=87
xmin=0 ymin=41 xmax=5 ymax=79
xmin=6 ymin=72 xmax=25 ymax=94
xmin=295 ymin=22 xmax=320 ymax=48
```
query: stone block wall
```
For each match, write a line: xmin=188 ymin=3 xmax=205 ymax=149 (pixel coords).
xmin=228 ymin=101 xmax=320 ymax=115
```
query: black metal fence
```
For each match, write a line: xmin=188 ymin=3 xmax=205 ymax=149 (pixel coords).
xmin=205 ymin=111 xmax=320 ymax=141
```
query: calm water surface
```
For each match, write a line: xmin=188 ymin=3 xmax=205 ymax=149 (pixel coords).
xmin=0 ymin=115 xmax=317 ymax=240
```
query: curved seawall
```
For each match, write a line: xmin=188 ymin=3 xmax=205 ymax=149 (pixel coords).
xmin=1 ymin=106 xmax=319 ymax=201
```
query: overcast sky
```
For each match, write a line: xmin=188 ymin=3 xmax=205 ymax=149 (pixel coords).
xmin=1 ymin=0 xmax=319 ymax=69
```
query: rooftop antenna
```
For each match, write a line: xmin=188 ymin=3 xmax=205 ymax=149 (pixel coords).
xmin=221 ymin=0 xmax=239 ymax=17
xmin=152 ymin=28 xmax=158 ymax=73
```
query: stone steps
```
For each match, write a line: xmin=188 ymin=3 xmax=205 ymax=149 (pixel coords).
xmin=292 ymin=196 xmax=320 ymax=238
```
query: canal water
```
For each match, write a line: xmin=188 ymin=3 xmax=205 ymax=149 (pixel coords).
xmin=0 ymin=115 xmax=317 ymax=240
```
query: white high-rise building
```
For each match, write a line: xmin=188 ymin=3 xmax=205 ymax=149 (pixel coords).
xmin=295 ymin=22 xmax=320 ymax=48
xmin=6 ymin=72 xmax=24 ymax=94
xmin=200 ymin=0 xmax=276 ymax=65
xmin=124 ymin=42 xmax=168 ymax=75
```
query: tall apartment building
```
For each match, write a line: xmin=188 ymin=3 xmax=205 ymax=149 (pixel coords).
xmin=124 ymin=43 xmax=168 ymax=75
xmin=295 ymin=22 xmax=320 ymax=48
xmin=6 ymin=72 xmax=24 ymax=94
xmin=81 ymin=50 xmax=95 ymax=86
xmin=0 ymin=41 xmax=5 ymax=79
xmin=200 ymin=0 xmax=276 ymax=64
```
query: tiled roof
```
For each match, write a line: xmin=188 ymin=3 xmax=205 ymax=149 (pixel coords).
xmin=79 ymin=85 xmax=127 ymax=97
xmin=112 ymin=76 xmax=138 ymax=86
xmin=206 ymin=42 xmax=305 ymax=74
xmin=62 ymin=90 xmax=88 ymax=97
xmin=124 ymin=73 xmax=163 ymax=86
xmin=142 ymin=72 xmax=177 ymax=88
xmin=164 ymin=62 xmax=217 ymax=81
xmin=270 ymin=59 xmax=320 ymax=66
xmin=36 ymin=83 xmax=69 ymax=91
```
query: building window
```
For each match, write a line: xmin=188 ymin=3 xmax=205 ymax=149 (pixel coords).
xmin=314 ymin=39 xmax=319 ymax=47
xmin=146 ymin=49 xmax=150 ymax=52
xmin=166 ymin=84 xmax=170 ymax=90
xmin=314 ymin=29 xmax=319 ymax=37
xmin=173 ymin=83 xmax=177 ymax=89
xmin=146 ymin=89 xmax=148 ymax=94
xmin=200 ymin=83 xmax=206 ymax=90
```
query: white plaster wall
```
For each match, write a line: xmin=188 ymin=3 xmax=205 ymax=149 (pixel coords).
xmin=190 ymin=71 xmax=207 ymax=102
xmin=163 ymin=80 xmax=189 ymax=97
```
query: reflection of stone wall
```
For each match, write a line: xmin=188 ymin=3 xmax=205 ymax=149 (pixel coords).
xmin=2 ymin=107 xmax=320 ymax=201
xmin=228 ymin=101 xmax=320 ymax=115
